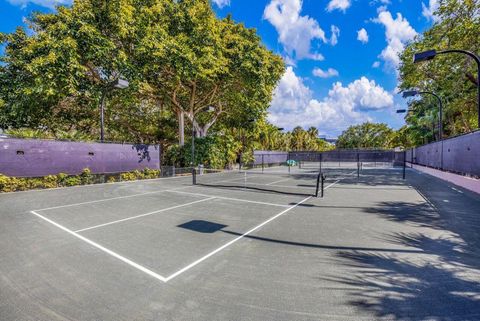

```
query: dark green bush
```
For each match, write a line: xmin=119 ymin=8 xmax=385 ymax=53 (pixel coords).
xmin=0 ymin=167 xmax=162 ymax=192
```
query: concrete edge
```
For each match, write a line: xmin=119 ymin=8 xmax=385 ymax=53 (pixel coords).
xmin=408 ymin=163 xmax=480 ymax=195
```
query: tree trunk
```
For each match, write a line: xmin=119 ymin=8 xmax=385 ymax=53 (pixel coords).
xmin=178 ymin=110 xmax=185 ymax=146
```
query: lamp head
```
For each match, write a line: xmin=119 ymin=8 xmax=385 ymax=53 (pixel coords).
xmin=403 ymin=90 xmax=419 ymax=98
xmin=113 ymin=78 xmax=129 ymax=89
xmin=413 ymin=50 xmax=437 ymax=63
xmin=396 ymin=109 xmax=407 ymax=114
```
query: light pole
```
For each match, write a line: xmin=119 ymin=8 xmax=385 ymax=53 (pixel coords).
xmin=402 ymin=90 xmax=444 ymax=140
xmin=100 ymin=78 xmax=129 ymax=142
xmin=414 ymin=49 xmax=480 ymax=129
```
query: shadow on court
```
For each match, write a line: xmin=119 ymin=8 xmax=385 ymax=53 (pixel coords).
xmin=327 ymin=248 xmax=480 ymax=320
xmin=319 ymin=171 xmax=480 ymax=320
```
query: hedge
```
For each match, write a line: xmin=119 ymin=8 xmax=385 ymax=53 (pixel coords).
xmin=0 ymin=168 xmax=161 ymax=193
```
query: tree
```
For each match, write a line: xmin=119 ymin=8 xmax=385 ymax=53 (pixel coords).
xmin=0 ymin=0 xmax=143 ymax=139
xmin=398 ymin=0 xmax=479 ymax=142
xmin=136 ymin=1 xmax=284 ymax=145
xmin=336 ymin=122 xmax=395 ymax=149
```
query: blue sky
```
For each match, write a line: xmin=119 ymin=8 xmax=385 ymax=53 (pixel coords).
xmin=0 ymin=0 xmax=439 ymax=137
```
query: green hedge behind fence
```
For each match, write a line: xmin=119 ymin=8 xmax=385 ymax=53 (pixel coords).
xmin=0 ymin=168 xmax=161 ymax=193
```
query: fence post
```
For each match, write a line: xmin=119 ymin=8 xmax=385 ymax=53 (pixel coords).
xmin=403 ymin=150 xmax=406 ymax=180
xmin=287 ymin=152 xmax=291 ymax=173
xmin=319 ymin=152 xmax=322 ymax=173
xmin=262 ymin=154 xmax=264 ymax=172
xmin=192 ymin=167 xmax=196 ymax=185
xmin=357 ymin=152 xmax=360 ymax=179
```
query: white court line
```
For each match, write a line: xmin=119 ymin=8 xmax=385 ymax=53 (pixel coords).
xmin=163 ymin=195 xmax=312 ymax=282
xmin=165 ymin=190 xmax=290 ymax=208
xmin=30 ymin=210 xmax=168 ymax=283
xmin=266 ymin=178 xmax=291 ymax=185
xmin=34 ymin=185 xmax=193 ymax=212
xmin=74 ymin=197 xmax=215 ymax=233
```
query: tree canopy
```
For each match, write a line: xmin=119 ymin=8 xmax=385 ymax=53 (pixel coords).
xmin=336 ymin=122 xmax=397 ymax=149
xmin=0 ymin=0 xmax=284 ymax=146
xmin=398 ymin=0 xmax=479 ymax=145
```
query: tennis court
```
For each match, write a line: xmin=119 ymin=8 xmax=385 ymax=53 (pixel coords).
xmin=1 ymin=166 xmax=480 ymax=320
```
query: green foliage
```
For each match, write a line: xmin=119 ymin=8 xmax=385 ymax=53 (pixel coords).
xmin=166 ymin=135 xmax=241 ymax=169
xmin=337 ymin=122 xmax=397 ymax=149
xmin=398 ymin=0 xmax=479 ymax=144
xmin=252 ymin=122 xmax=334 ymax=152
xmin=0 ymin=168 xmax=161 ymax=192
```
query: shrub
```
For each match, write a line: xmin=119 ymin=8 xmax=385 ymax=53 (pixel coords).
xmin=64 ymin=176 xmax=81 ymax=186
xmin=80 ymin=168 xmax=94 ymax=184
xmin=0 ymin=168 xmax=163 ymax=192
xmin=120 ymin=172 xmax=137 ymax=181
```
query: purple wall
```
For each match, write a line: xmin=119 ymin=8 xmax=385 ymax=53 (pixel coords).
xmin=406 ymin=130 xmax=480 ymax=177
xmin=0 ymin=138 xmax=160 ymax=177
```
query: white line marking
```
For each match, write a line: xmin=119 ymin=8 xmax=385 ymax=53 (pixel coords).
xmin=74 ymin=197 xmax=215 ymax=233
xmin=163 ymin=195 xmax=312 ymax=282
xmin=165 ymin=190 xmax=290 ymax=208
xmin=34 ymin=185 xmax=192 ymax=212
xmin=30 ymin=210 xmax=168 ymax=283
xmin=266 ymin=178 xmax=291 ymax=185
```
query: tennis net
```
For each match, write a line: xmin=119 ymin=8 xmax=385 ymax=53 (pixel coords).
xmin=193 ymin=169 xmax=321 ymax=197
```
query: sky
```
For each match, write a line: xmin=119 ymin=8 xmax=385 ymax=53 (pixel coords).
xmin=0 ymin=0 xmax=440 ymax=137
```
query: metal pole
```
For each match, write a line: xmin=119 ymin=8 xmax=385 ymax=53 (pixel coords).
xmin=191 ymin=125 xmax=195 ymax=168
xmin=262 ymin=154 xmax=264 ymax=172
xmin=403 ymin=150 xmax=406 ymax=180
xmin=99 ymin=90 xmax=107 ymax=143
xmin=321 ymin=175 xmax=325 ymax=198
xmin=319 ymin=152 xmax=322 ymax=174
xmin=357 ymin=152 xmax=360 ymax=179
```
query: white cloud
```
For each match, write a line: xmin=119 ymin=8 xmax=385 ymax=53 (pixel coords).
xmin=422 ymin=0 xmax=440 ymax=22
xmin=357 ymin=28 xmax=369 ymax=44
xmin=330 ymin=25 xmax=340 ymax=46
xmin=211 ymin=0 xmax=230 ymax=8
xmin=268 ymin=67 xmax=393 ymax=135
xmin=326 ymin=0 xmax=351 ymax=12
xmin=372 ymin=61 xmax=381 ymax=68
xmin=264 ymin=0 xmax=327 ymax=61
xmin=313 ymin=67 xmax=339 ymax=78
xmin=7 ymin=0 xmax=71 ymax=9
xmin=375 ymin=10 xmax=417 ymax=69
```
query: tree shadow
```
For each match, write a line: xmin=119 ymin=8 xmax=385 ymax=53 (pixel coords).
xmin=363 ymin=201 xmax=443 ymax=229
xmin=328 ymin=247 xmax=480 ymax=320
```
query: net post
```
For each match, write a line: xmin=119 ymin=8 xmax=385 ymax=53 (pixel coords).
xmin=403 ymin=150 xmax=406 ymax=180
xmin=357 ymin=152 xmax=360 ymax=179
xmin=315 ymin=172 xmax=321 ymax=197
xmin=287 ymin=153 xmax=291 ymax=173
xmin=192 ymin=167 xmax=196 ymax=185
xmin=319 ymin=153 xmax=322 ymax=173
